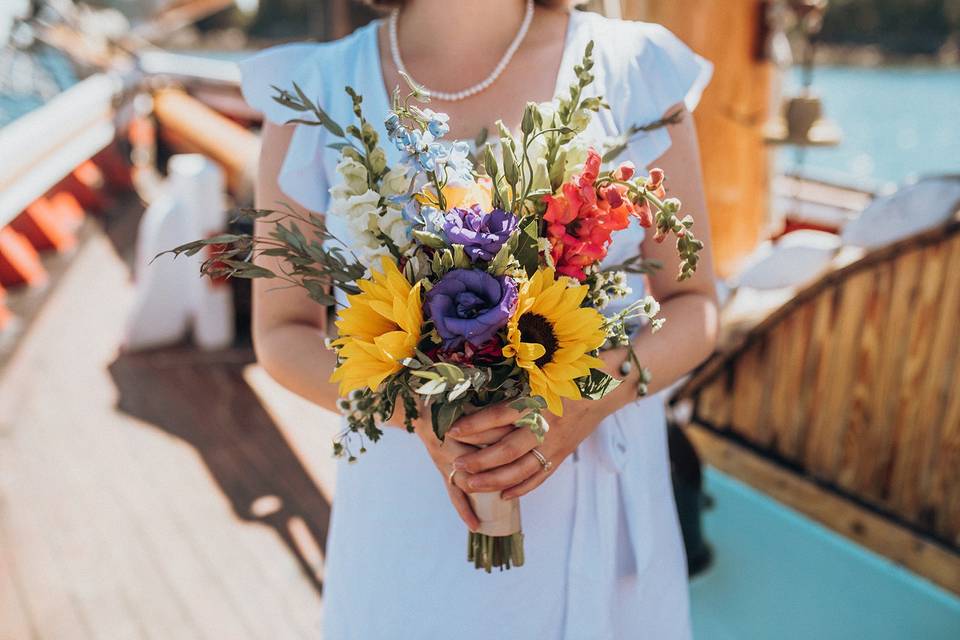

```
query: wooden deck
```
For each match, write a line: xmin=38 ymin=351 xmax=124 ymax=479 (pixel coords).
xmin=0 ymin=219 xmax=337 ymax=639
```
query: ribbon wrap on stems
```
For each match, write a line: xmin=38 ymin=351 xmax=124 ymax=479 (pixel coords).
xmin=466 ymin=492 xmax=524 ymax=571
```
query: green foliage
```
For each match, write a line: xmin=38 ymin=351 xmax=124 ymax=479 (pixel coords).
xmin=818 ymin=0 xmax=960 ymax=56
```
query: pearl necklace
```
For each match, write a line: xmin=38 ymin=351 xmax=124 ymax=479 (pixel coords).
xmin=388 ymin=0 xmax=535 ymax=102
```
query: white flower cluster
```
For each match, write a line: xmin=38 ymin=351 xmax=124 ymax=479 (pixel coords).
xmin=328 ymin=157 xmax=414 ymax=264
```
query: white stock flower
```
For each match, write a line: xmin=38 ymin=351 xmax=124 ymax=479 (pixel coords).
xmin=377 ymin=205 xmax=412 ymax=252
xmin=380 ymin=166 xmax=411 ymax=198
xmin=330 ymin=156 xmax=369 ymax=200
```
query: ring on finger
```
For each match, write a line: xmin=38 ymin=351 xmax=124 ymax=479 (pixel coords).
xmin=530 ymin=447 xmax=552 ymax=472
xmin=448 ymin=466 xmax=457 ymax=485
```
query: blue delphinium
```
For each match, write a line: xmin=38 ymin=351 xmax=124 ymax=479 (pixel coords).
xmin=384 ymin=108 xmax=453 ymax=175
xmin=422 ymin=109 xmax=450 ymax=138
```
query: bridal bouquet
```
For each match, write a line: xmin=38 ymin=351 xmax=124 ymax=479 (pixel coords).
xmin=165 ymin=42 xmax=701 ymax=572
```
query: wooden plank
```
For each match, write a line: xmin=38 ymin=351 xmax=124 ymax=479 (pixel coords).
xmin=730 ymin=338 xmax=770 ymax=445
xmin=836 ymin=261 xmax=892 ymax=495
xmin=0 ymin=227 xmax=327 ymax=640
xmin=888 ymin=242 xmax=950 ymax=520
xmin=933 ymin=373 xmax=960 ymax=544
xmin=777 ymin=301 xmax=815 ymax=459
xmin=766 ymin=305 xmax=807 ymax=458
xmin=792 ymin=290 xmax=834 ymax=469
xmin=808 ymin=269 xmax=873 ymax=481
xmin=802 ymin=287 xmax=843 ymax=476
xmin=695 ymin=366 xmax=732 ymax=430
xmin=687 ymin=423 xmax=960 ymax=596
xmin=912 ymin=236 xmax=960 ymax=524
xmin=857 ymin=251 xmax=923 ymax=501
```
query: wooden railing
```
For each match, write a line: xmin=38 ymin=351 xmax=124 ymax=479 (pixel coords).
xmin=673 ymin=208 xmax=960 ymax=593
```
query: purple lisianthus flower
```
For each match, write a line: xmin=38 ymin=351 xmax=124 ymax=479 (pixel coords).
xmin=425 ymin=270 xmax=518 ymax=348
xmin=442 ymin=205 xmax=518 ymax=262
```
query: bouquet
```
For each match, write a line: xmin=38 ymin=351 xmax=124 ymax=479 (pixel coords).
xmin=165 ymin=41 xmax=701 ymax=572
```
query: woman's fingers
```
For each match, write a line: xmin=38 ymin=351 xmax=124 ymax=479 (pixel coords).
xmin=501 ymin=466 xmax=551 ymax=500
xmin=447 ymin=402 xmax=522 ymax=438
xmin=448 ymin=425 xmax=514 ymax=446
xmin=454 ymin=428 xmax=537 ymax=474
xmin=464 ymin=452 xmax=542 ymax=493
xmin=446 ymin=483 xmax=480 ymax=530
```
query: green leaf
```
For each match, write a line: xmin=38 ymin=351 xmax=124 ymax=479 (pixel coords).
xmin=412 ymin=229 xmax=447 ymax=249
xmin=514 ymin=217 xmax=540 ymax=276
xmin=509 ymin=396 xmax=547 ymax=412
xmin=410 ymin=370 xmax=442 ymax=381
xmin=432 ymin=362 xmax=465 ymax=383
xmin=515 ymin=410 xmax=549 ymax=442
xmin=292 ymin=82 xmax=345 ymax=138
xmin=432 ymin=401 xmax=464 ymax=439
xmin=488 ymin=240 xmax=514 ymax=275
xmin=577 ymin=368 xmax=622 ymax=400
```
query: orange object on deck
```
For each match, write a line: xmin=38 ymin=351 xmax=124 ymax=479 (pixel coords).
xmin=11 ymin=197 xmax=78 ymax=252
xmin=92 ymin=143 xmax=134 ymax=191
xmin=49 ymin=192 xmax=86 ymax=230
xmin=57 ymin=160 xmax=108 ymax=211
xmin=0 ymin=226 xmax=48 ymax=287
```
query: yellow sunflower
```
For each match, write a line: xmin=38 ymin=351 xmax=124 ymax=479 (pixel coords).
xmin=502 ymin=267 xmax=608 ymax=416
xmin=329 ymin=257 xmax=422 ymax=395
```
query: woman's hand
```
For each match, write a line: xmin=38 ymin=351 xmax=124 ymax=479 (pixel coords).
xmin=446 ymin=397 xmax=607 ymax=500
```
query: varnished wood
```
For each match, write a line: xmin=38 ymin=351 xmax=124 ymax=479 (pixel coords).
xmin=621 ymin=0 xmax=772 ymax=276
xmin=0 ymin=219 xmax=330 ymax=639
xmin=686 ymin=424 xmax=960 ymax=596
xmin=673 ymin=210 xmax=960 ymax=563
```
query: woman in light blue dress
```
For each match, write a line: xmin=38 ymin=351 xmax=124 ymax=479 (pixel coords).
xmin=241 ymin=2 xmax=718 ymax=637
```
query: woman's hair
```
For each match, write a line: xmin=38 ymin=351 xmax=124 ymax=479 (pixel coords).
xmin=361 ymin=0 xmax=577 ymax=9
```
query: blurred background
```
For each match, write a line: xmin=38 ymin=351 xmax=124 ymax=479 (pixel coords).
xmin=1 ymin=1 xmax=959 ymax=638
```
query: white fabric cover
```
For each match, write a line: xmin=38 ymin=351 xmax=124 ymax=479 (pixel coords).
xmin=240 ymin=10 xmax=712 ymax=639
xmin=841 ymin=176 xmax=960 ymax=249
xmin=736 ymin=230 xmax=842 ymax=291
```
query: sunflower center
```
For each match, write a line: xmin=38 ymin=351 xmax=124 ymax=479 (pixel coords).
xmin=517 ymin=313 xmax=559 ymax=368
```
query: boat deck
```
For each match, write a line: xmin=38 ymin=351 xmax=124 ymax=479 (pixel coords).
xmin=0 ymin=218 xmax=334 ymax=640
xmin=3 ymin=212 xmax=959 ymax=640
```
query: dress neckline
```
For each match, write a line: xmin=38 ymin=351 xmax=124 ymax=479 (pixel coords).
xmin=364 ymin=9 xmax=584 ymax=143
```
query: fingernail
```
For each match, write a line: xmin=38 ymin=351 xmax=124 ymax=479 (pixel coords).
xmin=452 ymin=458 xmax=465 ymax=470
xmin=468 ymin=478 xmax=480 ymax=490
xmin=447 ymin=427 xmax=461 ymax=436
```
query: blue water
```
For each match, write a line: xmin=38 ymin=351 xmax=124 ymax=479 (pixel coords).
xmin=690 ymin=469 xmax=960 ymax=639
xmin=778 ymin=66 xmax=960 ymax=187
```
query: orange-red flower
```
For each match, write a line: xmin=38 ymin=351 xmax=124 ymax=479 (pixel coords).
xmin=542 ymin=149 xmax=643 ymax=280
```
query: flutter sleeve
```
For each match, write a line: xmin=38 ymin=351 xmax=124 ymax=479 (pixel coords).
xmin=238 ymin=43 xmax=332 ymax=213
xmin=612 ymin=21 xmax=714 ymax=168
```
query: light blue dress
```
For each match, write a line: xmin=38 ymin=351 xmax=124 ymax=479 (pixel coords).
xmin=241 ymin=10 xmax=712 ymax=639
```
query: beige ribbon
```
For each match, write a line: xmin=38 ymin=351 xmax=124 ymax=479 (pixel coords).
xmin=468 ymin=491 xmax=522 ymax=537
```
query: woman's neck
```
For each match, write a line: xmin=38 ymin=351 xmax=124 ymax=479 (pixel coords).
xmin=396 ymin=0 xmax=532 ymax=63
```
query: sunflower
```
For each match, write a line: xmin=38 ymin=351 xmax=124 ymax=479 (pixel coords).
xmin=502 ymin=267 xmax=608 ymax=415
xmin=329 ymin=257 xmax=422 ymax=396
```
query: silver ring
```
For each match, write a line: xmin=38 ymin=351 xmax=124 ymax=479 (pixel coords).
xmin=448 ymin=467 xmax=457 ymax=485
xmin=530 ymin=448 xmax=553 ymax=472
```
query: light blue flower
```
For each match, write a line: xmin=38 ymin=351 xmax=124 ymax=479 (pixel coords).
xmin=385 ymin=112 xmax=401 ymax=135
xmin=418 ymin=205 xmax=446 ymax=235
xmin=422 ymin=109 xmax=450 ymax=138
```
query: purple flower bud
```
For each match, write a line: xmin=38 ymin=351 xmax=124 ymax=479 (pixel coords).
xmin=442 ymin=205 xmax=518 ymax=262
xmin=424 ymin=270 xmax=517 ymax=348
